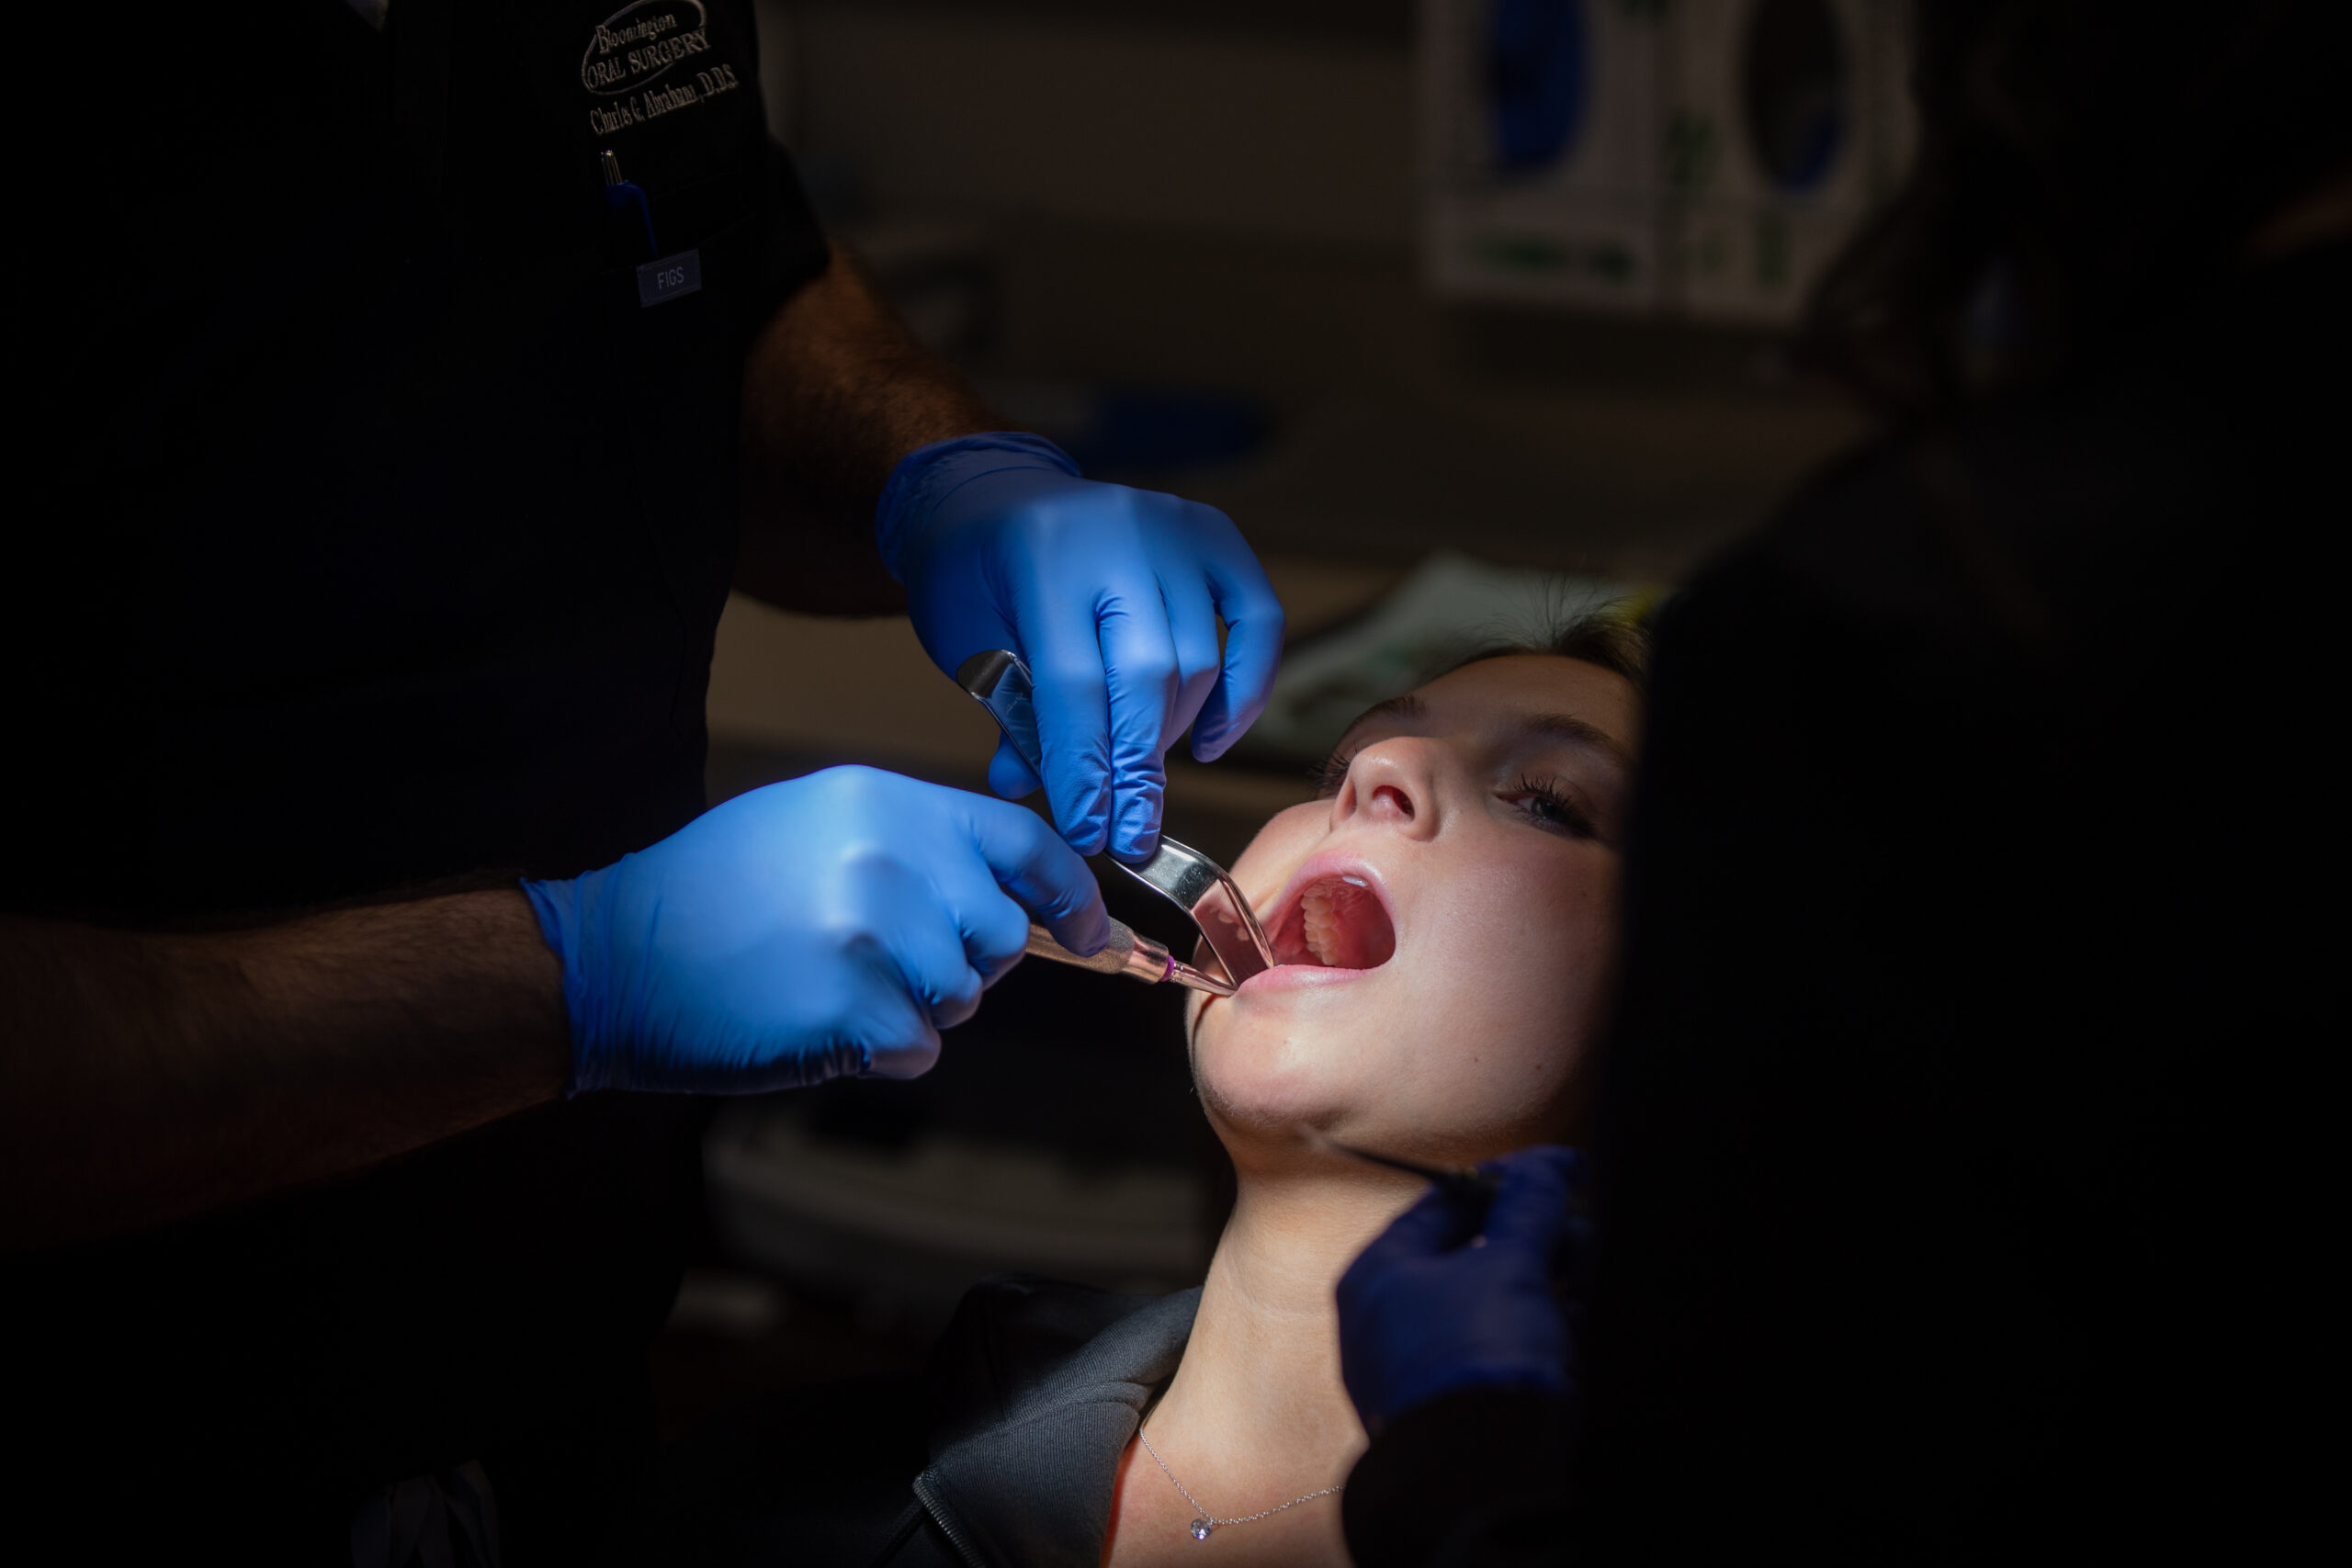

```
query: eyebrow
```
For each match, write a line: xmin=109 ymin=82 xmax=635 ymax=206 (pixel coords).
xmin=1513 ymin=713 xmax=1634 ymax=773
xmin=1335 ymin=694 xmax=1633 ymax=773
xmin=1346 ymin=693 xmax=1425 ymax=728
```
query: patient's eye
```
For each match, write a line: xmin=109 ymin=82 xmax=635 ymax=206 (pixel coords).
xmin=1310 ymin=748 xmax=1358 ymax=799
xmin=1504 ymin=774 xmax=1600 ymax=841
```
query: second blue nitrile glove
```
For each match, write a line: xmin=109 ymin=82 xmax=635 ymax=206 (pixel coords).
xmin=876 ymin=434 xmax=1285 ymax=862
xmin=523 ymin=766 xmax=1108 ymax=1095
xmin=1335 ymin=1145 xmax=1584 ymax=1433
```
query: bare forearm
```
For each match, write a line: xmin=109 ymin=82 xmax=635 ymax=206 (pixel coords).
xmin=735 ymin=243 xmax=999 ymax=613
xmin=0 ymin=892 xmax=568 ymax=1248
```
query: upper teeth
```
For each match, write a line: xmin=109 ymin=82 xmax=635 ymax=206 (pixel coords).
xmin=1303 ymin=883 xmax=1341 ymax=965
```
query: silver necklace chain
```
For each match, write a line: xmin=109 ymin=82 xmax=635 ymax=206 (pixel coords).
xmin=1134 ymin=1426 xmax=1345 ymax=1542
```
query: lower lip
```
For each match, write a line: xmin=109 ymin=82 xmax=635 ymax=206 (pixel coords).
xmin=1232 ymin=963 xmax=1381 ymax=997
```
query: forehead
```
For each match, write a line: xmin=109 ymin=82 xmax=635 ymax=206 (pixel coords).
xmin=1349 ymin=656 xmax=1641 ymax=753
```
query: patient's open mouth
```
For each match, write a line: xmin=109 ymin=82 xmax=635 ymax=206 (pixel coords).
xmin=1268 ymin=872 xmax=1397 ymax=971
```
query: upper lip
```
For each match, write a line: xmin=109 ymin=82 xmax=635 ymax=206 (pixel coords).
xmin=1252 ymin=851 xmax=1397 ymax=971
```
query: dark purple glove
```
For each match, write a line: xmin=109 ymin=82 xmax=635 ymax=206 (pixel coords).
xmin=1336 ymin=1145 xmax=1584 ymax=1434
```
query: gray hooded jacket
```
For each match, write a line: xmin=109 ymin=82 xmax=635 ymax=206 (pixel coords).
xmin=876 ymin=1280 xmax=1199 ymax=1567
xmin=659 ymin=1277 xmax=1198 ymax=1568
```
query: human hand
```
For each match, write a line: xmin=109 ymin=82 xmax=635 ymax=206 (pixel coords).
xmin=1335 ymin=1145 xmax=1584 ymax=1433
xmin=523 ymin=766 xmax=1108 ymax=1094
xmin=878 ymin=434 xmax=1285 ymax=861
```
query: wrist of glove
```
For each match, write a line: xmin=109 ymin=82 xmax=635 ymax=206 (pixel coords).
xmin=1336 ymin=1145 xmax=1584 ymax=1433
xmin=523 ymin=765 xmax=1105 ymax=1097
xmin=874 ymin=434 xmax=1081 ymax=582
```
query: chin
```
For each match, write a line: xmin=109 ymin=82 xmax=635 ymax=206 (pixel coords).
xmin=1189 ymin=977 xmax=1461 ymax=1157
xmin=1189 ymin=839 xmax=1592 ymax=1159
xmin=1191 ymin=1023 xmax=1365 ymax=1140
xmin=1187 ymin=852 xmax=1412 ymax=1138
xmin=1192 ymin=975 xmax=1586 ymax=1165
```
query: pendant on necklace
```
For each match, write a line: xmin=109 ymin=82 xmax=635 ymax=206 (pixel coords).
xmin=1189 ymin=1519 xmax=1214 ymax=1541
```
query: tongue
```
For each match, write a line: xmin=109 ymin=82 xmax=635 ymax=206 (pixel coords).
xmin=1300 ymin=878 xmax=1396 ymax=969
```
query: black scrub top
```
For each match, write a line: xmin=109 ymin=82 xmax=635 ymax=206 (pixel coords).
xmin=4 ymin=2 xmax=827 ymax=1560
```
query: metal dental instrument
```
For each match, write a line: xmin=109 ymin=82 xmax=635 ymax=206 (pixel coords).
xmin=1023 ymin=918 xmax=1237 ymax=997
xmin=957 ymin=649 xmax=1277 ymax=988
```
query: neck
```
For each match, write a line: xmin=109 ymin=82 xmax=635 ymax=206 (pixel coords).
xmin=1146 ymin=1159 xmax=1419 ymax=1503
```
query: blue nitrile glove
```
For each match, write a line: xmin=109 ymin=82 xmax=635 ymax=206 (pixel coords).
xmin=522 ymin=766 xmax=1108 ymax=1095
xmin=1336 ymin=1145 xmax=1584 ymax=1433
xmin=877 ymin=434 xmax=1286 ymax=861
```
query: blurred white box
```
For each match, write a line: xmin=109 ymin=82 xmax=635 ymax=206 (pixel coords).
xmin=1419 ymin=0 xmax=1916 ymax=323
xmin=1420 ymin=0 xmax=1671 ymax=310
xmin=1669 ymin=197 xmax=1866 ymax=322
xmin=1857 ymin=0 xmax=1918 ymax=206
xmin=1668 ymin=0 xmax=1876 ymax=210
xmin=1666 ymin=0 xmax=1912 ymax=322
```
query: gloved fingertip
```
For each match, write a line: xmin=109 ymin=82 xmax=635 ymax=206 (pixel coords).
xmin=1110 ymin=812 xmax=1162 ymax=863
xmin=1481 ymin=1150 xmax=1582 ymax=1247
xmin=864 ymin=1028 xmax=943 ymax=1082
xmin=1106 ymin=773 xmax=1167 ymax=858
xmin=1053 ymin=901 xmax=1113 ymax=958
xmin=1190 ymin=671 xmax=1269 ymax=765
xmin=988 ymin=740 xmax=1042 ymax=801
xmin=1498 ymin=1144 xmax=1584 ymax=1192
xmin=1054 ymin=784 xmax=1114 ymax=857
xmin=1351 ymin=1186 xmax=1472 ymax=1269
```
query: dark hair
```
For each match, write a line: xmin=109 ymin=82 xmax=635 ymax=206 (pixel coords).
xmin=1796 ymin=1 xmax=2352 ymax=418
xmin=1442 ymin=611 xmax=1650 ymax=689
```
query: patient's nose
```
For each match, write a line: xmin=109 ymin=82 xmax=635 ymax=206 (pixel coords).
xmin=1337 ymin=739 xmax=1439 ymax=840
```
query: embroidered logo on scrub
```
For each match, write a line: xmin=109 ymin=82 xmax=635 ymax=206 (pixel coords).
xmin=581 ymin=1 xmax=741 ymax=134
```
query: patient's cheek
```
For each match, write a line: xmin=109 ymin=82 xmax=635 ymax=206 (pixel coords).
xmin=1228 ymin=802 xmax=1327 ymax=899
xmin=1409 ymin=843 xmax=1616 ymax=1103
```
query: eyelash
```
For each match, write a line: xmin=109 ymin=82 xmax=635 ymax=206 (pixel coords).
xmin=1312 ymin=754 xmax=1600 ymax=840
xmin=1309 ymin=750 xmax=1357 ymax=799
xmin=1506 ymin=774 xmax=1600 ymax=840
